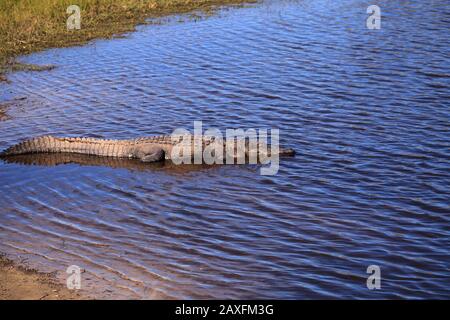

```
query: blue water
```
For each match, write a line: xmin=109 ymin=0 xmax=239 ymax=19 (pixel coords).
xmin=0 ymin=0 xmax=449 ymax=298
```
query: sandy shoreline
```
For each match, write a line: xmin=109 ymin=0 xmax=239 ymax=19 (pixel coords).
xmin=0 ymin=255 xmax=85 ymax=300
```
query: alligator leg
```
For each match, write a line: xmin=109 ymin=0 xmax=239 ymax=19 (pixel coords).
xmin=140 ymin=149 xmax=165 ymax=163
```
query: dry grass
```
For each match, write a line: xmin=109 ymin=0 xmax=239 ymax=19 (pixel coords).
xmin=0 ymin=0 xmax=254 ymax=79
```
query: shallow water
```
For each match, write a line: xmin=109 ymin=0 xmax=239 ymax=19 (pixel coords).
xmin=0 ymin=0 xmax=449 ymax=299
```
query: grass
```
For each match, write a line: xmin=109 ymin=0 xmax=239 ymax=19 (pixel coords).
xmin=0 ymin=0 xmax=255 ymax=81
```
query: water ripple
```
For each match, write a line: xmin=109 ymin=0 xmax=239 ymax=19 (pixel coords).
xmin=0 ymin=0 xmax=449 ymax=299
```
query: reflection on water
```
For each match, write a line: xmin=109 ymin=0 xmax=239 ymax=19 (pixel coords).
xmin=0 ymin=0 xmax=449 ymax=299
xmin=1 ymin=153 xmax=222 ymax=173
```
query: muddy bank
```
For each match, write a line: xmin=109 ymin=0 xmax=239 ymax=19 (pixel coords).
xmin=0 ymin=256 xmax=85 ymax=300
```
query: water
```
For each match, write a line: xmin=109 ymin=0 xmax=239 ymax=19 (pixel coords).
xmin=0 ymin=0 xmax=449 ymax=299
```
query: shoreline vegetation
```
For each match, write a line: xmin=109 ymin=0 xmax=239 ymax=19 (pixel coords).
xmin=0 ymin=0 xmax=255 ymax=81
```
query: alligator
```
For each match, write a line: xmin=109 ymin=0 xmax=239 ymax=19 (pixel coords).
xmin=0 ymin=135 xmax=295 ymax=163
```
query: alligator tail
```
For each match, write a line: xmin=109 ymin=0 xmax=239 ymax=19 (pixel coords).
xmin=0 ymin=136 xmax=130 ymax=157
xmin=1 ymin=136 xmax=55 ymax=156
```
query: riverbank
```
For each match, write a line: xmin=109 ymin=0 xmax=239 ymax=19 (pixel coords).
xmin=0 ymin=0 xmax=255 ymax=81
xmin=0 ymin=256 xmax=85 ymax=300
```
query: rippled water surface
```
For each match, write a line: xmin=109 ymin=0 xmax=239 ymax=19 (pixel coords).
xmin=1 ymin=0 xmax=449 ymax=299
